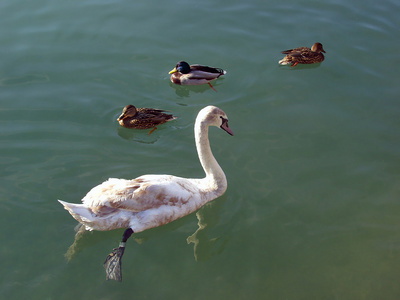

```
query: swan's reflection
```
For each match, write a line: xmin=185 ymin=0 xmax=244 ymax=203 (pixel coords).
xmin=65 ymin=223 xmax=86 ymax=261
xmin=65 ymin=197 xmax=228 ymax=262
xmin=187 ymin=199 xmax=228 ymax=261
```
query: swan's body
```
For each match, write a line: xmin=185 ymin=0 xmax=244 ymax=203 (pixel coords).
xmin=59 ymin=175 xmax=224 ymax=233
xmin=279 ymin=42 xmax=326 ymax=67
xmin=58 ymin=105 xmax=233 ymax=281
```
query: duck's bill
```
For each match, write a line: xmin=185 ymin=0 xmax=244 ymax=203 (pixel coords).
xmin=117 ymin=113 xmax=126 ymax=121
xmin=169 ymin=67 xmax=178 ymax=74
xmin=220 ymin=118 xmax=234 ymax=136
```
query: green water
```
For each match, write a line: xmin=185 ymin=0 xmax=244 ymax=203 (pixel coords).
xmin=1 ymin=0 xmax=400 ymax=299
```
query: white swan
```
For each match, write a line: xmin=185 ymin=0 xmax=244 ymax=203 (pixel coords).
xmin=58 ymin=105 xmax=233 ymax=281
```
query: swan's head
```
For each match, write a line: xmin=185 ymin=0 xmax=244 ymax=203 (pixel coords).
xmin=198 ymin=106 xmax=234 ymax=136
xmin=117 ymin=105 xmax=137 ymax=121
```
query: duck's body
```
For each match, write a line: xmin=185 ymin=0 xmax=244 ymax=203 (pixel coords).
xmin=59 ymin=105 xmax=233 ymax=281
xmin=169 ymin=61 xmax=226 ymax=91
xmin=279 ymin=42 xmax=326 ymax=67
xmin=117 ymin=105 xmax=176 ymax=130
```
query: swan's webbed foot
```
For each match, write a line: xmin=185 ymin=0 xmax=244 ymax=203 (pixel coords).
xmin=104 ymin=228 xmax=133 ymax=282
xmin=104 ymin=245 xmax=125 ymax=281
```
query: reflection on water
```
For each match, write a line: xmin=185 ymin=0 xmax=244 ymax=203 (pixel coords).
xmin=278 ymin=62 xmax=323 ymax=70
xmin=187 ymin=200 xmax=229 ymax=262
xmin=168 ymin=79 xmax=225 ymax=97
xmin=117 ymin=126 xmax=163 ymax=143
xmin=64 ymin=223 xmax=87 ymax=262
xmin=64 ymin=198 xmax=229 ymax=264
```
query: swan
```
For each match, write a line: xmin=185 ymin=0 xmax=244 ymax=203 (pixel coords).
xmin=58 ymin=105 xmax=234 ymax=281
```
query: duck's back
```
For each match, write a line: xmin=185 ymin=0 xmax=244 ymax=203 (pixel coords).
xmin=281 ymin=46 xmax=311 ymax=55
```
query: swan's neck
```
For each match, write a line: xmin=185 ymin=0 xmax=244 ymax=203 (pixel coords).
xmin=195 ymin=121 xmax=227 ymax=197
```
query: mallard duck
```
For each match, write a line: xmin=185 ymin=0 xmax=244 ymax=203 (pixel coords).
xmin=117 ymin=105 xmax=176 ymax=134
xmin=58 ymin=105 xmax=234 ymax=281
xmin=279 ymin=42 xmax=326 ymax=67
xmin=169 ymin=61 xmax=226 ymax=92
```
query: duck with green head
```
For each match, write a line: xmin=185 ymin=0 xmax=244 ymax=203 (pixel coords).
xmin=279 ymin=42 xmax=326 ymax=67
xmin=169 ymin=61 xmax=226 ymax=92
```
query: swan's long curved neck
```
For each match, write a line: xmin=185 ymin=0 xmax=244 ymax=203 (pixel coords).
xmin=194 ymin=121 xmax=227 ymax=198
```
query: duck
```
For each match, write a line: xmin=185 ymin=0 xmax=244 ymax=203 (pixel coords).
xmin=169 ymin=61 xmax=226 ymax=92
xmin=58 ymin=105 xmax=234 ymax=281
xmin=279 ymin=42 xmax=326 ymax=67
xmin=117 ymin=104 xmax=176 ymax=134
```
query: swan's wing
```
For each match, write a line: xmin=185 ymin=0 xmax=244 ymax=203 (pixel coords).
xmin=82 ymin=175 xmax=198 ymax=213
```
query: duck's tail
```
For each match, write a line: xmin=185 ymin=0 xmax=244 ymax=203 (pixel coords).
xmin=58 ymin=200 xmax=96 ymax=230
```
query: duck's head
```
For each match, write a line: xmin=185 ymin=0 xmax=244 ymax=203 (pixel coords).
xmin=198 ymin=106 xmax=234 ymax=136
xmin=169 ymin=61 xmax=191 ymax=74
xmin=117 ymin=105 xmax=137 ymax=121
xmin=312 ymin=43 xmax=326 ymax=53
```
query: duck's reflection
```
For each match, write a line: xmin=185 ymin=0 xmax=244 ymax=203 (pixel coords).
xmin=279 ymin=62 xmax=322 ymax=70
xmin=116 ymin=126 xmax=160 ymax=144
xmin=168 ymin=80 xmax=225 ymax=97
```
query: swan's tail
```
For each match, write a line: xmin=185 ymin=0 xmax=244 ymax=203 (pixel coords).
xmin=58 ymin=200 xmax=96 ymax=230
xmin=58 ymin=200 xmax=127 ymax=231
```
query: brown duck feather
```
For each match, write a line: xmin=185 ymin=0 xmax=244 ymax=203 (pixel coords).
xmin=117 ymin=105 xmax=176 ymax=129
xmin=279 ymin=42 xmax=326 ymax=66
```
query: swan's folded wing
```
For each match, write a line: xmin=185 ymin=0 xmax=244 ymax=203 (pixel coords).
xmin=82 ymin=175 xmax=197 ymax=213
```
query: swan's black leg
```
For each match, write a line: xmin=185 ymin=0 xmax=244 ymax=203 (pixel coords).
xmin=104 ymin=228 xmax=134 ymax=281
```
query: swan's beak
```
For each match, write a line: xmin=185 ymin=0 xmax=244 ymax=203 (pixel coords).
xmin=220 ymin=118 xmax=234 ymax=136
xmin=169 ymin=67 xmax=178 ymax=74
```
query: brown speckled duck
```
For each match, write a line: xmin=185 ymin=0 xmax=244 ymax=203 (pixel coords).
xmin=117 ymin=105 xmax=176 ymax=134
xmin=169 ymin=61 xmax=226 ymax=92
xmin=279 ymin=42 xmax=326 ymax=67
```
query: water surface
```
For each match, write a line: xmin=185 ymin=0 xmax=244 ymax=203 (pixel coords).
xmin=1 ymin=0 xmax=400 ymax=299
